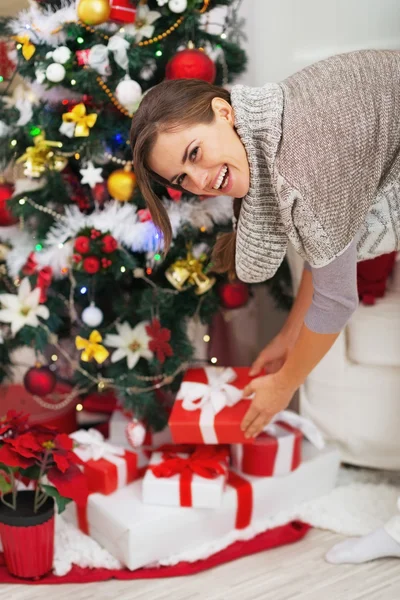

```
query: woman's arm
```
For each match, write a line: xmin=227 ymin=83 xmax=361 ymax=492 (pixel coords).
xmin=241 ymin=240 xmax=359 ymax=438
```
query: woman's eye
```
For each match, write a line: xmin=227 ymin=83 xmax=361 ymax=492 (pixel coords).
xmin=190 ymin=146 xmax=199 ymax=161
xmin=177 ymin=174 xmax=186 ymax=186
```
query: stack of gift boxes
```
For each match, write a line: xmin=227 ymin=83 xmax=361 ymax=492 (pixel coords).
xmin=65 ymin=366 xmax=340 ymax=571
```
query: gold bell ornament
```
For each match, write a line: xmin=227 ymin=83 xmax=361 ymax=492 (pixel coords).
xmin=16 ymin=133 xmax=68 ymax=179
xmin=107 ymin=166 xmax=136 ymax=202
xmin=165 ymin=249 xmax=216 ymax=295
xmin=77 ymin=0 xmax=111 ymax=25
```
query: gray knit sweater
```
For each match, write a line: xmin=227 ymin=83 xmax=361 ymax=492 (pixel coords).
xmin=231 ymin=50 xmax=400 ymax=333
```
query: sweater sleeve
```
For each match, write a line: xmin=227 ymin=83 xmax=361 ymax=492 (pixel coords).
xmin=304 ymin=239 xmax=359 ymax=334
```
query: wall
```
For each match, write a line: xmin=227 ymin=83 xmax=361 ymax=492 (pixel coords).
xmin=239 ymin=0 xmax=400 ymax=84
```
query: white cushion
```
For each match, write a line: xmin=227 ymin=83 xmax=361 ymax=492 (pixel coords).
xmin=347 ymin=290 xmax=400 ymax=367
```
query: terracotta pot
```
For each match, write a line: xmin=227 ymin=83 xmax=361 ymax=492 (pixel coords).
xmin=0 ymin=490 xmax=55 ymax=579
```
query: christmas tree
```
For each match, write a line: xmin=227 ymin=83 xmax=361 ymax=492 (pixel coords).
xmin=0 ymin=0 xmax=250 ymax=431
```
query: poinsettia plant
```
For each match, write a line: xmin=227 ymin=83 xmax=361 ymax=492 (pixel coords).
xmin=0 ymin=410 xmax=88 ymax=513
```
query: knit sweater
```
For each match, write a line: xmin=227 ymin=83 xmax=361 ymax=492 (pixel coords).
xmin=231 ymin=50 xmax=400 ymax=284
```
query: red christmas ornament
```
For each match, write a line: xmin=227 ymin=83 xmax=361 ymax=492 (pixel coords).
xmin=83 ymin=256 xmax=101 ymax=274
xmin=218 ymin=281 xmax=250 ymax=309
xmin=165 ymin=48 xmax=216 ymax=83
xmin=23 ymin=366 xmax=57 ymax=397
xmin=0 ymin=182 xmax=18 ymax=226
xmin=109 ymin=0 xmax=136 ymax=23
xmin=102 ymin=234 xmax=118 ymax=253
xmin=74 ymin=236 xmax=91 ymax=254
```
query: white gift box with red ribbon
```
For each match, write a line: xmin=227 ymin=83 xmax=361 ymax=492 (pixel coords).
xmin=64 ymin=441 xmax=340 ymax=571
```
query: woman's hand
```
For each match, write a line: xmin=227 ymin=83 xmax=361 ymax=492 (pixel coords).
xmin=241 ymin=374 xmax=294 ymax=439
xmin=249 ymin=332 xmax=295 ymax=377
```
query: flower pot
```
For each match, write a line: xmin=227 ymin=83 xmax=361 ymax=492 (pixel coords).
xmin=0 ymin=490 xmax=55 ymax=579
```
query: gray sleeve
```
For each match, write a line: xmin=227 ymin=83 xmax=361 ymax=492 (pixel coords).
xmin=304 ymin=239 xmax=359 ymax=334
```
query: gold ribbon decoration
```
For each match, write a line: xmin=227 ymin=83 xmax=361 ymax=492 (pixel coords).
xmin=75 ymin=330 xmax=109 ymax=364
xmin=165 ymin=249 xmax=216 ymax=296
xmin=62 ymin=103 xmax=98 ymax=137
xmin=16 ymin=133 xmax=68 ymax=178
xmin=13 ymin=35 xmax=36 ymax=60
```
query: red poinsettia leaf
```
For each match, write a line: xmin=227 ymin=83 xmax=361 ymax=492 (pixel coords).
xmin=0 ymin=444 xmax=36 ymax=469
xmin=47 ymin=463 xmax=89 ymax=507
xmin=9 ymin=433 xmax=42 ymax=458
xmin=53 ymin=452 xmax=71 ymax=473
xmin=55 ymin=433 xmax=74 ymax=451
xmin=159 ymin=329 xmax=171 ymax=342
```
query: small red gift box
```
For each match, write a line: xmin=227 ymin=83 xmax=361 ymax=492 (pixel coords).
xmin=109 ymin=0 xmax=136 ymax=23
xmin=142 ymin=445 xmax=230 ymax=508
xmin=231 ymin=422 xmax=302 ymax=477
xmin=169 ymin=367 xmax=254 ymax=445
xmin=71 ymin=429 xmax=138 ymax=495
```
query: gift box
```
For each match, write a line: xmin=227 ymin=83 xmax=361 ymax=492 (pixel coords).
xmin=142 ymin=446 xmax=230 ymax=508
xmin=65 ymin=441 xmax=340 ymax=571
xmin=109 ymin=0 xmax=136 ymax=23
xmin=231 ymin=422 xmax=302 ymax=477
xmin=169 ymin=367 xmax=254 ymax=445
xmin=71 ymin=429 xmax=138 ymax=496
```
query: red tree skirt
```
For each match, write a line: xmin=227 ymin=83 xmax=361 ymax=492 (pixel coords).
xmin=0 ymin=522 xmax=310 ymax=585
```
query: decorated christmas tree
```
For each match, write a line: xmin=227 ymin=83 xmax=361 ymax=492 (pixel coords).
xmin=0 ymin=0 xmax=251 ymax=432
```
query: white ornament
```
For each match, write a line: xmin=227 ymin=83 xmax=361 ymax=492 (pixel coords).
xmin=168 ymin=0 xmax=187 ymax=13
xmin=115 ymin=78 xmax=142 ymax=113
xmin=46 ymin=63 xmax=66 ymax=83
xmin=157 ymin=0 xmax=169 ymax=5
xmin=52 ymin=46 xmax=72 ymax=64
xmin=125 ymin=419 xmax=147 ymax=448
xmin=82 ymin=304 xmax=104 ymax=328
xmin=80 ymin=162 xmax=104 ymax=189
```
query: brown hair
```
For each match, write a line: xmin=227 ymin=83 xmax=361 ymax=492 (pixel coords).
xmin=130 ymin=78 xmax=238 ymax=277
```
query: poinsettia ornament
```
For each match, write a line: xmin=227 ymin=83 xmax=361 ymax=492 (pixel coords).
xmin=146 ymin=318 xmax=173 ymax=364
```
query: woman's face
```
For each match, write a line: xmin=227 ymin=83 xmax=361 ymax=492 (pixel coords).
xmin=148 ymin=98 xmax=250 ymax=198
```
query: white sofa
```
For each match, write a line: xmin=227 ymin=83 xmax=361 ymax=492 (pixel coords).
xmin=286 ymin=244 xmax=400 ymax=470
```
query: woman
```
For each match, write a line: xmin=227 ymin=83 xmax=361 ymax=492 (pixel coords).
xmin=131 ymin=49 xmax=400 ymax=563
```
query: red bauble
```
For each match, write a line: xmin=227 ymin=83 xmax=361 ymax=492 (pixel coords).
xmin=218 ymin=281 xmax=250 ymax=309
xmin=0 ymin=182 xmax=18 ymax=226
xmin=83 ymin=256 xmax=101 ymax=274
xmin=74 ymin=236 xmax=91 ymax=254
xmin=23 ymin=366 xmax=57 ymax=397
xmin=165 ymin=49 xmax=216 ymax=83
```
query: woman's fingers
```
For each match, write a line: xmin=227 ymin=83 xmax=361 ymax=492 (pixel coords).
xmin=245 ymin=412 xmax=270 ymax=438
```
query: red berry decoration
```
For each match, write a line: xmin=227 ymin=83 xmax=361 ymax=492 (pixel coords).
xmin=90 ymin=229 xmax=102 ymax=240
xmin=72 ymin=253 xmax=82 ymax=263
xmin=74 ymin=236 xmax=90 ymax=254
xmin=218 ymin=281 xmax=250 ymax=310
xmin=0 ymin=182 xmax=18 ymax=226
xmin=23 ymin=365 xmax=57 ymax=397
xmin=165 ymin=48 xmax=216 ymax=83
xmin=101 ymin=257 xmax=112 ymax=268
xmin=102 ymin=234 xmax=118 ymax=253
xmin=83 ymin=256 xmax=101 ymax=274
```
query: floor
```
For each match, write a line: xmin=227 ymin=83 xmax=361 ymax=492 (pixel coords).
xmin=4 ymin=529 xmax=400 ymax=600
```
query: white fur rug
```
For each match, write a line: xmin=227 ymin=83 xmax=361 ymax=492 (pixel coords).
xmin=47 ymin=465 xmax=400 ymax=576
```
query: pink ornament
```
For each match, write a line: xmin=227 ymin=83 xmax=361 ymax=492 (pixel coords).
xmin=76 ymin=49 xmax=91 ymax=66
xmin=126 ymin=419 xmax=147 ymax=448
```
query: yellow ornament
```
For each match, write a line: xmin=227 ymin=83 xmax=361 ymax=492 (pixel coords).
xmin=75 ymin=330 xmax=109 ymax=364
xmin=16 ymin=133 xmax=68 ymax=178
xmin=62 ymin=103 xmax=97 ymax=137
xmin=107 ymin=167 xmax=136 ymax=202
xmin=77 ymin=0 xmax=111 ymax=25
xmin=13 ymin=35 xmax=36 ymax=60
xmin=165 ymin=249 xmax=216 ymax=295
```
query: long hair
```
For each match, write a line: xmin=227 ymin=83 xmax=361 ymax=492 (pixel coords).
xmin=130 ymin=78 xmax=238 ymax=276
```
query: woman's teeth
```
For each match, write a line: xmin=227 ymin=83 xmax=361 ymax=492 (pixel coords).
xmin=213 ymin=165 xmax=228 ymax=190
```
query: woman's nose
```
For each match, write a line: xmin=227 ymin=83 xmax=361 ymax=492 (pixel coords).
xmin=189 ymin=166 xmax=209 ymax=191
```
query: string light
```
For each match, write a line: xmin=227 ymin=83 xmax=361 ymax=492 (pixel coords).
xmin=203 ymin=334 xmax=210 ymax=343
xmin=97 ymin=381 xmax=106 ymax=391
xmin=80 ymin=286 xmax=87 ymax=294
xmin=77 ymin=37 xmax=84 ymax=44
xmin=120 ymin=266 xmax=126 ymax=273
xmin=35 ymin=243 xmax=42 ymax=251
xmin=75 ymin=153 xmax=80 ymax=160
xmin=51 ymin=354 xmax=58 ymax=361
xmin=62 ymin=99 xmax=69 ymax=105
xmin=155 ymin=50 xmax=162 ymax=57
xmin=200 ymin=226 xmax=206 ymax=232
xmin=154 ymin=253 xmax=161 ymax=261
xmin=220 ymin=32 xmax=227 ymax=39
xmin=71 ymin=79 xmax=76 ymax=85
xmin=58 ymin=242 xmax=64 ymax=249
xmin=19 ymin=198 xmax=26 ymax=205
xmin=210 ymin=357 xmax=218 ymax=364
xmin=146 ymin=267 xmax=153 ymax=275
xmin=30 ymin=126 xmax=41 ymax=136
xmin=10 ymin=140 xmax=17 ymax=147
xmin=61 ymin=267 xmax=68 ymax=274
xmin=0 ymin=76 xmax=3 ymax=83
xmin=76 ymin=403 xmax=83 ymax=411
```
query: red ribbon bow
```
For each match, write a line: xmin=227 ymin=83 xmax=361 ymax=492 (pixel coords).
xmin=149 ymin=446 xmax=229 ymax=506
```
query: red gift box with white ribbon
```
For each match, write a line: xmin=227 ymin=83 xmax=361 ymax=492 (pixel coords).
xmin=231 ymin=410 xmax=325 ymax=477
xmin=169 ymin=367 xmax=254 ymax=445
xmin=142 ymin=445 xmax=230 ymax=508
xmin=71 ymin=429 xmax=138 ymax=495
xmin=109 ymin=0 xmax=137 ymax=23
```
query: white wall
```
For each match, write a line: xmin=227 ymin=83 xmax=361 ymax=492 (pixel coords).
xmin=239 ymin=0 xmax=400 ymax=84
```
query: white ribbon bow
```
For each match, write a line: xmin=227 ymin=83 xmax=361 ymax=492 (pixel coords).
xmin=107 ymin=35 xmax=130 ymax=71
xmin=88 ymin=44 xmax=110 ymax=77
xmin=179 ymin=367 xmax=243 ymax=415
xmin=265 ymin=410 xmax=325 ymax=449
xmin=70 ymin=428 xmax=125 ymax=462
